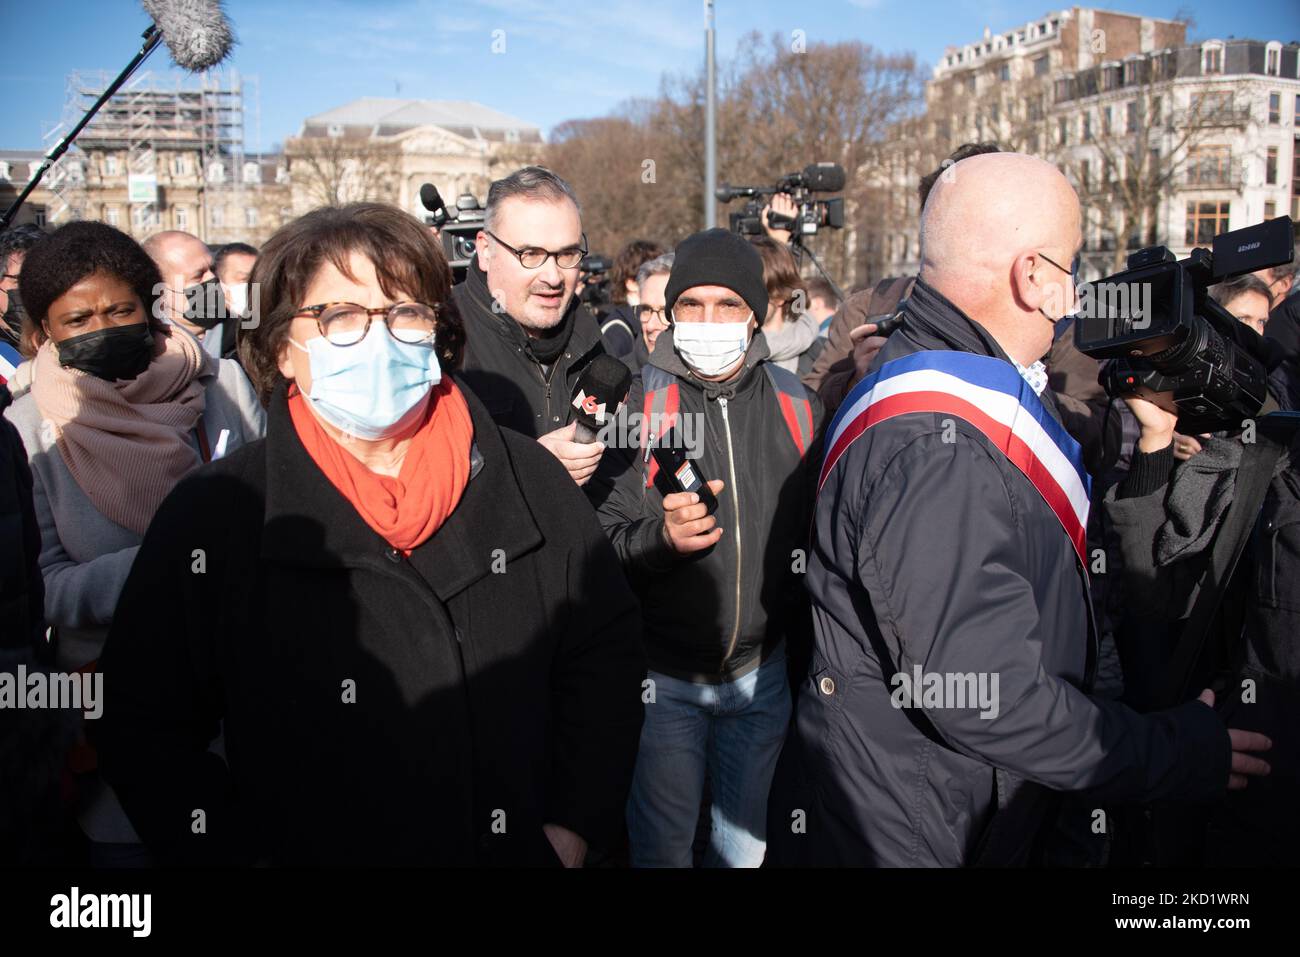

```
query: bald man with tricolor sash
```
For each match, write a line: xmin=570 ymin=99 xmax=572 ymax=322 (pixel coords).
xmin=766 ymin=152 xmax=1271 ymax=867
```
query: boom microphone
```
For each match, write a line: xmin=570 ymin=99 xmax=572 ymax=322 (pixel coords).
xmin=571 ymin=355 xmax=633 ymax=444
xmin=141 ymin=0 xmax=236 ymax=71
xmin=2 ymin=0 xmax=237 ymax=227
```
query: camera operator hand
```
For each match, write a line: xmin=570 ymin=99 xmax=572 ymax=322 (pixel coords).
xmin=537 ymin=422 xmax=605 ymax=486
xmin=762 ymin=193 xmax=798 ymax=244
xmin=660 ymin=480 xmax=725 ymax=554
xmin=1197 ymin=689 xmax=1273 ymax=789
xmin=1123 ymin=394 xmax=1179 ymax=454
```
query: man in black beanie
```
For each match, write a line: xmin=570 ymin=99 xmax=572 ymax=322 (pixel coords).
xmin=596 ymin=227 xmax=824 ymax=867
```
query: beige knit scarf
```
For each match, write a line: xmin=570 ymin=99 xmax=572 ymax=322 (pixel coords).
xmin=31 ymin=325 xmax=212 ymax=535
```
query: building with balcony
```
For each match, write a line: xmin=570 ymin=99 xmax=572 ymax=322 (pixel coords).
xmin=871 ymin=8 xmax=1299 ymax=282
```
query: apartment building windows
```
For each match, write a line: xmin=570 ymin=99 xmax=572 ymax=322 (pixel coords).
xmin=1185 ymin=201 xmax=1230 ymax=245
xmin=1266 ymin=42 xmax=1282 ymax=76
xmin=1187 ymin=146 xmax=1231 ymax=186
xmin=1201 ymin=42 xmax=1223 ymax=75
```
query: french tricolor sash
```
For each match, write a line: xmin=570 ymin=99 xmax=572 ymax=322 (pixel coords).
xmin=820 ymin=351 xmax=1092 ymax=564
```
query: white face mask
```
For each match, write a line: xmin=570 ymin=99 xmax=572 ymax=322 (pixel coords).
xmin=673 ymin=320 xmax=751 ymax=377
xmin=223 ymin=282 xmax=249 ymax=317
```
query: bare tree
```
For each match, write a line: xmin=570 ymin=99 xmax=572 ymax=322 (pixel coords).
xmin=547 ymin=101 xmax=697 ymax=257
xmin=1063 ymin=54 xmax=1245 ymax=271
xmin=545 ymin=33 xmax=924 ymax=285
xmin=286 ymin=134 xmax=401 ymax=210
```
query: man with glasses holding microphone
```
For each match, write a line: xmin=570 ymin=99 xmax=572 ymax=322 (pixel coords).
xmin=453 ymin=166 xmax=610 ymax=487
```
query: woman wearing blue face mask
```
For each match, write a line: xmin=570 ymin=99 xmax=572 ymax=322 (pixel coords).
xmin=91 ymin=203 xmax=646 ymax=868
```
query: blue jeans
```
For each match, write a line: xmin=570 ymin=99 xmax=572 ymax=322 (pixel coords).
xmin=627 ymin=646 xmax=791 ymax=867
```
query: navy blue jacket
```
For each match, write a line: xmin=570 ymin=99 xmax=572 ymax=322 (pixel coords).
xmin=767 ymin=279 xmax=1229 ymax=866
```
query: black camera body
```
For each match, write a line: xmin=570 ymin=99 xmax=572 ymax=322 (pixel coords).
xmin=578 ymin=253 xmax=613 ymax=317
xmin=717 ymin=163 xmax=846 ymax=239
xmin=1074 ymin=217 xmax=1293 ymax=435
xmin=419 ymin=183 xmax=486 ymax=275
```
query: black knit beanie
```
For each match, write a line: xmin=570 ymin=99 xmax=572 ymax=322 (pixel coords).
xmin=664 ymin=228 xmax=768 ymax=322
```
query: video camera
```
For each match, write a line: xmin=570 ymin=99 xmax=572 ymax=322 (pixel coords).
xmin=1074 ymin=217 xmax=1293 ymax=435
xmin=717 ymin=162 xmax=846 ymax=239
xmin=419 ymin=183 xmax=487 ymax=275
xmin=578 ymin=253 xmax=613 ymax=316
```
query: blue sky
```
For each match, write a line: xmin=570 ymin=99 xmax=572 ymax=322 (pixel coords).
xmin=2 ymin=0 xmax=1298 ymax=152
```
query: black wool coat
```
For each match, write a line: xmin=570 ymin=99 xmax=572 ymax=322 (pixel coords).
xmin=93 ymin=378 xmax=646 ymax=866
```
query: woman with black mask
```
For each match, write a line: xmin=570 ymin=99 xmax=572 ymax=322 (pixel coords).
xmin=2 ymin=220 xmax=265 ymax=867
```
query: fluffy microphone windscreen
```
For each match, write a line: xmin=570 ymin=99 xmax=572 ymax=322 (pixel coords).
xmin=142 ymin=0 xmax=236 ymax=71
xmin=571 ymin=355 xmax=633 ymax=430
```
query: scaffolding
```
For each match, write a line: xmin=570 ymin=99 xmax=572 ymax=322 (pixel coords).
xmin=40 ymin=69 xmax=245 ymax=238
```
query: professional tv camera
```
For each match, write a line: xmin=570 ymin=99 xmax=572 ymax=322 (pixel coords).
xmin=717 ymin=162 xmax=846 ymax=239
xmin=1074 ymin=216 xmax=1294 ymax=435
xmin=419 ymin=183 xmax=487 ymax=276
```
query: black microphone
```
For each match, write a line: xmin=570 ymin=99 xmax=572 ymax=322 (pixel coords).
xmin=419 ymin=183 xmax=444 ymax=213
xmin=800 ymin=162 xmax=846 ymax=192
xmin=420 ymin=183 xmax=451 ymax=228
xmin=141 ymin=0 xmax=236 ymax=71
xmin=571 ymin=355 xmax=632 ymax=444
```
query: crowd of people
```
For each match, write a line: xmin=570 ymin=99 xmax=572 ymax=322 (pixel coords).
xmin=1 ymin=147 xmax=1296 ymax=868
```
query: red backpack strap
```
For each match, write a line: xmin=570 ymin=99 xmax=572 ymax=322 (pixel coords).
xmin=194 ymin=415 xmax=211 ymax=463
xmin=763 ymin=363 xmax=813 ymax=456
xmin=639 ymin=365 xmax=679 ymax=488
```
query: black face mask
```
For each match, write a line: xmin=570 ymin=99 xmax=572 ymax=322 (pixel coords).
xmin=56 ymin=323 xmax=155 ymax=382
xmin=183 ymin=278 xmax=227 ymax=330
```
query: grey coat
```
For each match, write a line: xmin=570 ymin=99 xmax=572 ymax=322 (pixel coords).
xmin=4 ymin=355 xmax=264 ymax=843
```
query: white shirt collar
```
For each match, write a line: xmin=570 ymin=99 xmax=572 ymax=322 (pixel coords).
xmin=1013 ymin=359 xmax=1049 ymax=396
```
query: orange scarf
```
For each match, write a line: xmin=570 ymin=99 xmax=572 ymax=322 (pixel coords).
xmin=288 ymin=379 xmax=474 ymax=553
